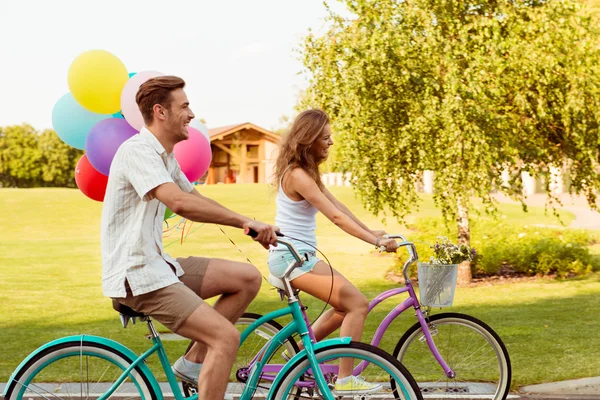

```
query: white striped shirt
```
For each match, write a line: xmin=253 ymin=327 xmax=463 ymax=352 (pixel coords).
xmin=101 ymin=127 xmax=194 ymax=298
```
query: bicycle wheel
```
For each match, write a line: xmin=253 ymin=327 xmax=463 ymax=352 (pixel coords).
xmin=182 ymin=312 xmax=300 ymax=397
xmin=5 ymin=340 xmax=158 ymax=400
xmin=393 ymin=313 xmax=511 ymax=400
xmin=272 ymin=341 xmax=423 ymax=400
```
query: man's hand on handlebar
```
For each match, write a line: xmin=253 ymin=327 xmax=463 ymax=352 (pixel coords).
xmin=243 ymin=221 xmax=280 ymax=249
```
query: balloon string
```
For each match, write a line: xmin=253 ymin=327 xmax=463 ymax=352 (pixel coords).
xmin=163 ymin=218 xmax=205 ymax=248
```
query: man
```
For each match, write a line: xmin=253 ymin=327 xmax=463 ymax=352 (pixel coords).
xmin=101 ymin=75 xmax=279 ymax=400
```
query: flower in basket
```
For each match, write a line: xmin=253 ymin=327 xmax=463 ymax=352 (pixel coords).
xmin=429 ymin=236 xmax=476 ymax=265
xmin=419 ymin=237 xmax=476 ymax=307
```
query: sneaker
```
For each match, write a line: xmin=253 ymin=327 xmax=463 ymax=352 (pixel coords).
xmin=334 ymin=376 xmax=383 ymax=395
xmin=172 ymin=356 xmax=201 ymax=385
xmin=172 ymin=357 xmax=234 ymax=400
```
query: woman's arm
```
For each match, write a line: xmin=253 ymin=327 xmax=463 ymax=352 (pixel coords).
xmin=290 ymin=169 xmax=380 ymax=246
xmin=322 ymin=186 xmax=386 ymax=237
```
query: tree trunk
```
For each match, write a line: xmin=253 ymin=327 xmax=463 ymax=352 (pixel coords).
xmin=456 ymin=196 xmax=472 ymax=286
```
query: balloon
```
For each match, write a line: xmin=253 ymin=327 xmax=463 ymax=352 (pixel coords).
xmin=189 ymin=119 xmax=211 ymax=141
xmin=85 ymin=118 xmax=138 ymax=175
xmin=174 ymin=127 xmax=212 ymax=182
xmin=52 ymin=93 xmax=111 ymax=150
xmin=68 ymin=50 xmax=129 ymax=114
xmin=75 ymin=154 xmax=108 ymax=202
xmin=121 ymin=71 xmax=165 ymax=131
xmin=164 ymin=207 xmax=174 ymax=220
xmin=111 ymin=74 xmax=137 ymax=119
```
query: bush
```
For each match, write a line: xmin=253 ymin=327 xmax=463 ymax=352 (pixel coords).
xmin=392 ymin=217 xmax=600 ymax=278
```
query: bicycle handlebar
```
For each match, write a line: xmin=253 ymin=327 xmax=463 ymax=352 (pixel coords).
xmin=384 ymin=235 xmax=419 ymax=282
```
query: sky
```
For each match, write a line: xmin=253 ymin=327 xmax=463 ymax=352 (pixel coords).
xmin=0 ymin=0 xmax=346 ymax=132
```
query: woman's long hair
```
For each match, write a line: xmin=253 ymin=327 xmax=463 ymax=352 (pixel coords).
xmin=273 ymin=109 xmax=330 ymax=190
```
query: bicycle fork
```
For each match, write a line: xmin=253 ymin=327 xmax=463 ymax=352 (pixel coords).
xmin=413 ymin=306 xmax=456 ymax=379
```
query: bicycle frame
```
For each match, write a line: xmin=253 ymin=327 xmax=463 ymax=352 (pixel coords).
xmin=92 ymin=291 xmax=339 ymax=400
xmin=237 ymin=235 xmax=456 ymax=382
xmin=242 ymin=284 xmax=454 ymax=381
xmin=237 ymin=298 xmax=340 ymax=400
xmin=358 ymin=280 xmax=455 ymax=378
xmin=91 ymin=330 xmax=195 ymax=400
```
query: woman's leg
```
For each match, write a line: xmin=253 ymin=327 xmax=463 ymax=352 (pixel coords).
xmin=290 ymin=261 xmax=369 ymax=378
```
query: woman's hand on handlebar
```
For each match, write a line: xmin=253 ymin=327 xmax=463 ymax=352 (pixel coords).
xmin=379 ymin=238 xmax=398 ymax=253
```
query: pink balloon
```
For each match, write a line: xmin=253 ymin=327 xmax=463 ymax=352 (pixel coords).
xmin=120 ymin=71 xmax=164 ymax=131
xmin=174 ymin=127 xmax=212 ymax=182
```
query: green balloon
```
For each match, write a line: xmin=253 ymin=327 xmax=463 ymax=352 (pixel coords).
xmin=164 ymin=208 xmax=174 ymax=220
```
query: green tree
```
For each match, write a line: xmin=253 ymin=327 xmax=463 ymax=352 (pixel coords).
xmin=38 ymin=129 xmax=83 ymax=188
xmin=0 ymin=125 xmax=82 ymax=188
xmin=301 ymin=0 xmax=600 ymax=283
xmin=0 ymin=124 xmax=43 ymax=187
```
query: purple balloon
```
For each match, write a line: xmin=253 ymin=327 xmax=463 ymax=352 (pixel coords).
xmin=85 ymin=118 xmax=138 ymax=175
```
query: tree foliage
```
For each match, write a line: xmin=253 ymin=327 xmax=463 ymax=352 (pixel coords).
xmin=301 ymin=0 xmax=600 ymax=223
xmin=0 ymin=125 xmax=83 ymax=188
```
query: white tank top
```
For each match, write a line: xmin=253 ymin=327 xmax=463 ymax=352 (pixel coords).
xmin=273 ymin=167 xmax=319 ymax=251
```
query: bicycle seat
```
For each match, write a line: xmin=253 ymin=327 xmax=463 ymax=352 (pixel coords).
xmin=268 ymin=274 xmax=286 ymax=290
xmin=112 ymin=299 xmax=146 ymax=318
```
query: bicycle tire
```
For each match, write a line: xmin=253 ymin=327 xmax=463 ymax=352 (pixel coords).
xmin=392 ymin=312 xmax=511 ymax=400
xmin=272 ymin=341 xmax=423 ymax=400
xmin=5 ymin=340 xmax=158 ymax=400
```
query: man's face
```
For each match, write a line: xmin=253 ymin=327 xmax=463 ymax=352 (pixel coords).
xmin=164 ymin=88 xmax=195 ymax=142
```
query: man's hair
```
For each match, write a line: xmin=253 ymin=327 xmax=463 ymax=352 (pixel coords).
xmin=136 ymin=76 xmax=186 ymax=124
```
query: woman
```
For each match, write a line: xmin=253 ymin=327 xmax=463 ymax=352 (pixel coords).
xmin=268 ymin=109 xmax=398 ymax=394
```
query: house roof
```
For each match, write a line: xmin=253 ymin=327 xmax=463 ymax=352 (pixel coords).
xmin=208 ymin=122 xmax=280 ymax=142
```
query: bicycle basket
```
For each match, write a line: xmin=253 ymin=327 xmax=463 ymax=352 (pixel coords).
xmin=417 ymin=263 xmax=458 ymax=307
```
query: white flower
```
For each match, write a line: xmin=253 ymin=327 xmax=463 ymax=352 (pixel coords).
xmin=518 ymin=233 xmax=526 ymax=238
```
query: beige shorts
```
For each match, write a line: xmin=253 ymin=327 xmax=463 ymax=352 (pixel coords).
xmin=114 ymin=256 xmax=210 ymax=332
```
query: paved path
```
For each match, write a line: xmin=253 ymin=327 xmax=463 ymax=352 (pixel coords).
xmin=492 ymin=193 xmax=600 ymax=229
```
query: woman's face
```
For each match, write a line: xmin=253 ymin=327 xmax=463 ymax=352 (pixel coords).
xmin=310 ymin=124 xmax=334 ymax=161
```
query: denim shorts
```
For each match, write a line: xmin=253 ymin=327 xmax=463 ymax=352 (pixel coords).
xmin=267 ymin=248 xmax=321 ymax=281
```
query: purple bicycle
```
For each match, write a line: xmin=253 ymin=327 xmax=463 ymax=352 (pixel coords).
xmin=184 ymin=235 xmax=511 ymax=400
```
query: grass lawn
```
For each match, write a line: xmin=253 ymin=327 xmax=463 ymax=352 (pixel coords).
xmin=0 ymin=185 xmax=599 ymax=388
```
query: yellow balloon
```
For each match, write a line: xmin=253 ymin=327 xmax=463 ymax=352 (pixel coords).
xmin=68 ymin=50 xmax=129 ymax=114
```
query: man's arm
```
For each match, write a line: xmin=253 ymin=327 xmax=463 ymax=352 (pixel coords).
xmin=152 ymin=183 xmax=278 ymax=248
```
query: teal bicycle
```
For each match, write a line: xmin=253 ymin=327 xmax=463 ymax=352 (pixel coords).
xmin=4 ymin=232 xmax=422 ymax=400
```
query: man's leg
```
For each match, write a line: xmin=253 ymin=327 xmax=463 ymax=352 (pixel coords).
xmin=176 ymin=303 xmax=240 ymax=400
xmin=180 ymin=258 xmax=262 ymax=363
